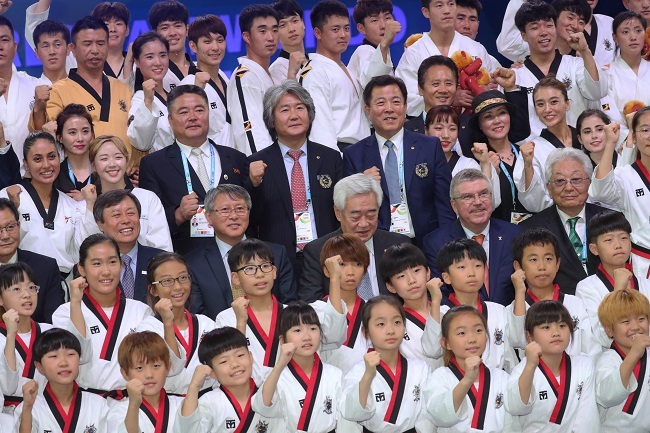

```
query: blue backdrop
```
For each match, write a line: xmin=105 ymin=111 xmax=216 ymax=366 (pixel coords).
xmin=4 ymin=0 xmax=626 ymax=78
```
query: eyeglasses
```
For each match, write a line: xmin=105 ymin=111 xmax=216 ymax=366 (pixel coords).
xmin=211 ymin=206 xmax=249 ymax=217
xmin=4 ymin=285 xmax=40 ymax=295
xmin=635 ymin=127 xmax=650 ymax=137
xmin=550 ymin=177 xmax=590 ymax=189
xmin=151 ymin=274 xmax=192 ymax=287
xmin=453 ymin=191 xmax=492 ymax=203
xmin=235 ymin=262 xmax=274 ymax=276
xmin=0 ymin=222 xmax=18 ymax=235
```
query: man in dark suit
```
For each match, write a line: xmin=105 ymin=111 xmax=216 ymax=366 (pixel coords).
xmin=521 ymin=148 xmax=610 ymax=295
xmin=422 ymin=169 xmax=522 ymax=306
xmin=249 ymin=81 xmax=343 ymax=280
xmin=185 ymin=184 xmax=297 ymax=319
xmin=343 ymin=74 xmax=455 ymax=246
xmin=300 ymin=174 xmax=409 ymax=302
xmin=92 ymin=190 xmax=164 ymax=303
xmin=139 ymin=85 xmax=255 ymax=255
xmin=0 ymin=199 xmax=64 ymax=323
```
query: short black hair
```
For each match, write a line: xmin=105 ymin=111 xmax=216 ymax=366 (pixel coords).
xmin=0 ymin=16 xmax=14 ymax=37
xmin=379 ymin=243 xmax=427 ymax=283
xmin=310 ymin=0 xmax=350 ymax=30
xmin=34 ymin=20 xmax=71 ymax=46
xmin=456 ymin=0 xmax=482 ymax=15
xmin=512 ymin=227 xmax=560 ymax=264
xmin=227 ymin=239 xmax=274 ymax=272
xmin=550 ymin=0 xmax=591 ymax=23
xmin=278 ymin=301 xmax=322 ymax=340
xmin=514 ymin=0 xmax=557 ymax=33
xmin=148 ymin=1 xmax=189 ymax=29
xmin=587 ymin=211 xmax=631 ymax=244
xmin=0 ymin=263 xmax=38 ymax=292
xmin=239 ymin=5 xmax=279 ymax=34
xmin=417 ymin=55 xmax=459 ymax=89
xmin=132 ymin=31 xmax=169 ymax=60
xmin=363 ymin=74 xmax=407 ymax=107
xmin=353 ymin=0 xmax=393 ymax=26
xmin=272 ymin=0 xmax=304 ymax=21
xmin=188 ymin=14 xmax=227 ymax=45
xmin=33 ymin=328 xmax=82 ymax=363
xmin=71 ymin=16 xmax=109 ymax=45
xmin=167 ymin=84 xmax=209 ymax=112
xmin=0 ymin=198 xmax=19 ymax=222
xmin=91 ymin=2 xmax=130 ymax=25
xmin=437 ymin=238 xmax=487 ymax=274
xmin=198 ymin=327 xmax=248 ymax=365
xmin=524 ymin=300 xmax=574 ymax=338
xmin=93 ymin=189 xmax=142 ymax=224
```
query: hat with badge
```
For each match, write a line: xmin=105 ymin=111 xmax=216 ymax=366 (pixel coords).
xmin=468 ymin=90 xmax=518 ymax=132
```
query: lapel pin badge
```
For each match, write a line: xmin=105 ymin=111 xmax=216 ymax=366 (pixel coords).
xmin=318 ymin=174 xmax=332 ymax=188
xmin=415 ymin=163 xmax=429 ymax=178
xmin=224 ymin=174 xmax=229 ymax=180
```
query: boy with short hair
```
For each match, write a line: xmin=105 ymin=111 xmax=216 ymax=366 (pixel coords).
xmin=596 ymin=289 xmax=650 ymax=430
xmin=215 ymin=239 xmax=346 ymax=369
xmin=14 ymin=328 xmax=109 ymax=433
xmin=270 ymin=0 xmax=307 ymax=83
xmin=175 ymin=327 xmax=281 ymax=433
xmin=107 ymin=331 xmax=183 ymax=433
xmin=91 ymin=2 xmax=131 ymax=79
xmin=509 ymin=227 xmax=601 ymax=358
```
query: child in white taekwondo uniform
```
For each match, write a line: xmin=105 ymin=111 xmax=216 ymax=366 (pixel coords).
xmin=424 ymin=305 xmax=510 ymax=432
xmin=595 ymin=289 xmax=650 ymax=433
xmin=227 ymin=5 xmax=279 ymax=156
xmin=504 ymin=301 xmax=600 ymax=433
xmin=269 ymin=1 xmax=306 ymax=85
xmin=422 ymin=240 xmax=522 ymax=373
xmin=175 ymin=327 xmax=284 ymax=433
xmin=252 ymin=303 xmax=342 ymax=433
xmin=298 ymin=1 xmax=371 ymax=151
xmin=340 ymin=296 xmax=434 ymax=433
xmin=576 ymin=211 xmax=650 ymax=348
xmin=13 ymin=328 xmax=110 ymax=433
xmin=180 ymin=14 xmax=232 ymax=149
xmin=215 ymin=239 xmax=346 ymax=371
xmin=136 ymin=253 xmax=217 ymax=394
xmin=507 ymin=228 xmax=601 ymax=360
xmin=0 ymin=264 xmax=55 ymax=413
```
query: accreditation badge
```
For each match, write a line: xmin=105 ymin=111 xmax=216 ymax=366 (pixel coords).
xmin=389 ymin=202 xmax=411 ymax=235
xmin=510 ymin=211 xmax=532 ymax=225
xmin=190 ymin=205 xmax=215 ymax=237
xmin=294 ymin=211 xmax=315 ymax=244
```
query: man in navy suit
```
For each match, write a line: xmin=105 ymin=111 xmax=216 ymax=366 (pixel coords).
xmin=139 ymin=85 xmax=255 ymax=255
xmin=0 ymin=199 xmax=64 ymax=323
xmin=343 ymin=74 xmax=455 ymax=246
xmin=92 ymin=190 xmax=163 ymax=303
xmin=422 ymin=169 xmax=522 ymax=306
xmin=185 ymin=184 xmax=297 ymax=319
xmin=248 ymin=81 xmax=343 ymax=280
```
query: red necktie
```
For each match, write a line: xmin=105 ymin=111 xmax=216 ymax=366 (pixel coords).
xmin=288 ymin=150 xmax=307 ymax=250
xmin=472 ymin=234 xmax=489 ymax=295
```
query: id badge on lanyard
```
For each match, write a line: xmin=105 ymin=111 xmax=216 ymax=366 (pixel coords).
xmin=294 ymin=186 xmax=314 ymax=244
xmin=181 ymin=146 xmax=216 ymax=238
xmin=389 ymin=152 xmax=411 ymax=235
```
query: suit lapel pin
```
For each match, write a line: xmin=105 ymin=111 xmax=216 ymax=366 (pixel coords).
xmin=317 ymin=155 xmax=321 ymax=159
xmin=318 ymin=174 xmax=332 ymax=188
xmin=411 ymin=146 xmax=415 ymax=150
xmin=224 ymin=174 xmax=229 ymax=180
xmin=233 ymin=168 xmax=240 ymax=174
xmin=498 ymin=236 xmax=503 ymax=241
xmin=415 ymin=163 xmax=428 ymax=178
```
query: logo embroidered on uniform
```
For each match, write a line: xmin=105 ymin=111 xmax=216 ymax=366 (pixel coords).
xmin=225 ymin=419 xmax=236 ymax=429
xmin=83 ymin=425 xmax=97 ymax=433
xmin=413 ymin=385 xmax=421 ymax=402
xmin=170 ymin=84 xmax=176 ymax=90
xmin=299 ymin=398 xmax=305 ymax=408
xmin=246 ymin=337 xmax=250 ymax=346
xmin=129 ymin=328 xmax=136 ymax=333
xmin=572 ymin=316 xmax=580 ymax=330
xmin=323 ymin=395 xmax=333 ymax=414
xmin=403 ymin=332 xmax=410 ymax=341
xmin=29 ymin=99 xmax=35 ymax=111
xmin=90 ymin=325 xmax=100 ymax=334
xmin=318 ymin=174 xmax=333 ymax=189
xmin=539 ymin=390 xmax=548 ymax=400
xmin=561 ymin=77 xmax=573 ymax=91
xmin=127 ymin=115 xmax=135 ymax=126
xmin=637 ymin=188 xmax=645 ymax=197
xmin=602 ymin=103 xmax=610 ymax=111
xmin=495 ymin=393 xmax=503 ymax=409
xmin=255 ymin=420 xmax=268 ymax=433
xmin=576 ymin=382 xmax=583 ymax=399
xmin=118 ymin=100 xmax=127 ymax=112
xmin=44 ymin=430 xmax=52 ymax=433
xmin=211 ymin=102 xmax=217 ymax=109
xmin=22 ymin=213 xmax=30 ymax=221
xmin=86 ymin=104 xmax=95 ymax=112
xmin=415 ymin=163 xmax=429 ymax=178
xmin=375 ymin=392 xmax=385 ymax=402
xmin=64 ymin=216 xmax=71 ymax=223
xmin=604 ymin=39 xmax=613 ymax=51
xmin=494 ymin=328 xmax=504 ymax=345
xmin=159 ymin=111 xmax=164 ymax=117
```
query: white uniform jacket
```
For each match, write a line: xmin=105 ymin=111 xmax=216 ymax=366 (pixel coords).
xmin=106 ymin=390 xmax=183 ymax=433
xmin=347 ymin=42 xmax=394 ymax=92
xmin=127 ymin=90 xmax=173 ymax=152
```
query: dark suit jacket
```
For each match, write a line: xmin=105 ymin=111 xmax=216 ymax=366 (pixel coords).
xmin=139 ymin=140 xmax=250 ymax=255
xmin=185 ymin=240 xmax=297 ymax=319
xmin=422 ymin=218 xmax=522 ymax=306
xmin=17 ymin=249 xmax=64 ymax=323
xmin=343 ymin=130 xmax=455 ymax=245
xmin=299 ymin=228 xmax=411 ymax=302
xmin=0 ymin=145 xmax=20 ymax=190
xmin=248 ymin=141 xmax=342 ymax=267
xmin=133 ymin=244 xmax=164 ymax=303
xmin=520 ymin=203 xmax=611 ymax=295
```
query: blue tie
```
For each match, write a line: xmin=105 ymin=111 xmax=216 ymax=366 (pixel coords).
xmin=384 ymin=140 xmax=401 ymax=204
xmin=121 ymin=254 xmax=135 ymax=299
xmin=357 ymin=272 xmax=374 ymax=301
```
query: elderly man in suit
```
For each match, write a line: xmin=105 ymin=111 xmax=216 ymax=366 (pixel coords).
xmin=422 ymin=168 xmax=522 ymax=306
xmin=521 ymin=147 xmax=611 ymax=294
xmin=185 ymin=184 xmax=297 ymax=319
xmin=343 ymin=74 xmax=456 ymax=246
xmin=300 ymin=173 xmax=409 ymax=302
xmin=248 ymin=81 xmax=343 ymax=281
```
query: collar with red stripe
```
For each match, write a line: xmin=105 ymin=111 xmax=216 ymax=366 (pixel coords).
xmin=611 ymin=341 xmax=647 ymax=415
xmin=596 ymin=263 xmax=638 ymax=292
xmin=448 ymin=294 xmax=488 ymax=322
xmin=220 ymin=378 xmax=258 ymax=433
xmin=526 ymin=285 xmax=564 ymax=306
xmin=288 ymin=354 xmax=325 ymax=432
xmin=537 ymin=352 xmax=571 ymax=425
xmin=43 ymin=382 xmax=82 ymax=433
xmin=345 ymin=296 xmax=365 ymax=347
xmin=246 ymin=295 xmax=283 ymax=367
xmin=448 ymin=357 xmax=491 ymax=430
xmin=404 ymin=305 xmax=429 ymax=331
xmin=82 ymin=288 xmax=127 ymax=360
xmin=372 ymin=349 xmax=409 ymax=425
xmin=173 ymin=310 xmax=200 ymax=367
xmin=0 ymin=319 xmax=41 ymax=378
xmin=140 ymin=388 xmax=170 ymax=433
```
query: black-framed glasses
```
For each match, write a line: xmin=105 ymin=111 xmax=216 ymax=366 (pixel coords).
xmin=235 ymin=262 xmax=274 ymax=276
xmin=151 ymin=274 xmax=192 ymax=287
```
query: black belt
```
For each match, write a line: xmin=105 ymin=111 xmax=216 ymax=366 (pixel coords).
xmin=84 ymin=387 xmax=128 ymax=400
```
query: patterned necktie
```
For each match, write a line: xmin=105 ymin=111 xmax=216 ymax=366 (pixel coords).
xmin=288 ymin=150 xmax=307 ymax=250
xmin=357 ymin=272 xmax=374 ymax=301
xmin=568 ymin=217 xmax=584 ymax=262
xmin=121 ymin=254 xmax=135 ymax=299
xmin=384 ymin=140 xmax=401 ymax=204
xmin=472 ymin=234 xmax=490 ymax=296
xmin=190 ymin=147 xmax=210 ymax=192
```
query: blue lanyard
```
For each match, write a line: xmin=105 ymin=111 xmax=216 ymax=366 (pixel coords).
xmin=180 ymin=145 xmax=216 ymax=193
xmin=67 ymin=160 xmax=91 ymax=187
xmin=498 ymin=143 xmax=519 ymax=209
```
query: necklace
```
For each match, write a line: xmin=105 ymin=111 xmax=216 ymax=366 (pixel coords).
xmin=499 ymin=151 xmax=514 ymax=162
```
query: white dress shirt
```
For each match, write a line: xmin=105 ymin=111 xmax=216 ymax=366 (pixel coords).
xmin=176 ymin=140 xmax=222 ymax=192
xmin=365 ymin=237 xmax=380 ymax=297
xmin=461 ymin=221 xmax=491 ymax=263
